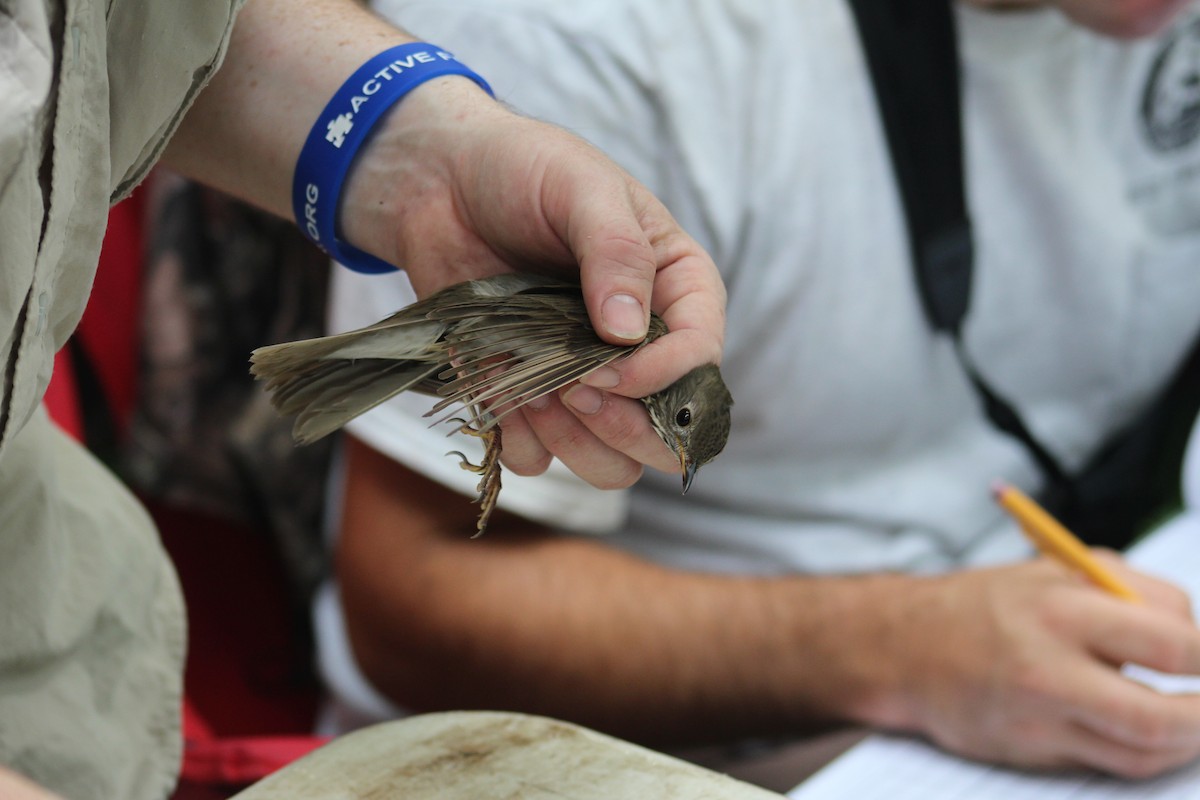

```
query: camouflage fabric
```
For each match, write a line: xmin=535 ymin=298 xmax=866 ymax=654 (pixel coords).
xmin=121 ymin=173 xmax=335 ymax=604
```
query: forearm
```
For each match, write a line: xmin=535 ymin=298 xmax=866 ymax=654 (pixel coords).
xmin=162 ymin=0 xmax=418 ymax=220
xmin=338 ymin=438 xmax=915 ymax=746
xmin=338 ymin=435 xmax=1200 ymax=779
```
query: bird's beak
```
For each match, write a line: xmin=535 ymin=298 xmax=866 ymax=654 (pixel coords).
xmin=680 ymin=452 xmax=698 ymax=495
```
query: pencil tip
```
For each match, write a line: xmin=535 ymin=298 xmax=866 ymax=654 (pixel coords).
xmin=990 ymin=480 xmax=1008 ymax=501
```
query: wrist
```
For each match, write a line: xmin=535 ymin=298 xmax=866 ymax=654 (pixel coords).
xmin=292 ymin=43 xmax=494 ymax=273
xmin=849 ymin=572 xmax=997 ymax=736
xmin=165 ymin=0 xmax=427 ymax=220
xmin=794 ymin=573 xmax=932 ymax=732
xmin=337 ymin=75 xmax=503 ymax=274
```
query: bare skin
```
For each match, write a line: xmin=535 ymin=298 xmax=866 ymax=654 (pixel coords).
xmin=332 ymin=0 xmax=1200 ymax=782
xmin=965 ymin=0 xmax=1191 ymax=37
xmin=162 ymin=0 xmax=727 ymax=487
xmin=0 ymin=768 xmax=62 ymax=800
xmin=340 ymin=436 xmax=1200 ymax=781
xmin=9 ymin=0 xmax=731 ymax=792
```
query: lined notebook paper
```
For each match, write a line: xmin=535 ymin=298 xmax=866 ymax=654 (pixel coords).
xmin=789 ymin=418 xmax=1200 ymax=799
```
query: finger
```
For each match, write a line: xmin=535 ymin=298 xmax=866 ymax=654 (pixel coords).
xmin=959 ymin=714 xmax=1199 ymax=778
xmin=1083 ymin=598 xmax=1200 ymax=675
xmin=1068 ymin=664 xmax=1200 ymax=752
xmin=496 ymin=404 xmax=553 ymax=477
xmin=517 ymin=393 xmax=645 ymax=489
xmin=1092 ymin=550 xmax=1195 ymax=621
xmin=562 ymin=165 xmax=655 ymax=344
xmin=589 ymin=326 xmax=725 ymax=400
xmin=1064 ymin=719 xmax=1200 ymax=779
xmin=937 ymin=663 xmax=1198 ymax=777
xmin=560 ymin=385 xmax=680 ymax=474
xmin=580 ymin=267 xmax=726 ymax=404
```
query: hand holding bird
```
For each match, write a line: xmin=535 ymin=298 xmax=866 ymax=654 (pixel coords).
xmin=250 ymin=274 xmax=732 ymax=535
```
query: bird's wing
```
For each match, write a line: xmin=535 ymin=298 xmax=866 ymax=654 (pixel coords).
xmin=423 ymin=288 xmax=647 ymax=431
xmin=250 ymin=275 xmax=666 ymax=442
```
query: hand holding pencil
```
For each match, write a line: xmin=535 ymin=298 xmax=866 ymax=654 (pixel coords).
xmin=992 ymin=482 xmax=1143 ymax=603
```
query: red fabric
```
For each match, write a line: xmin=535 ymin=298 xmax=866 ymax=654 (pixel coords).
xmin=74 ymin=187 xmax=145 ymax=436
xmin=44 ymin=348 xmax=83 ymax=440
xmin=181 ymin=698 xmax=328 ymax=786
xmin=45 ymin=187 xmax=144 ymax=440
xmin=153 ymin=502 xmax=323 ymax=738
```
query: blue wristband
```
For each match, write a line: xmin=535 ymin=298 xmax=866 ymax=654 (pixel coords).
xmin=292 ymin=43 xmax=494 ymax=274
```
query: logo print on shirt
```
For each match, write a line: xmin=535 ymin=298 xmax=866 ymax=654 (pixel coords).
xmin=1142 ymin=18 xmax=1200 ymax=152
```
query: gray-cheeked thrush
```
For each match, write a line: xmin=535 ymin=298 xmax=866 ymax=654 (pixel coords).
xmin=250 ymin=273 xmax=733 ymax=535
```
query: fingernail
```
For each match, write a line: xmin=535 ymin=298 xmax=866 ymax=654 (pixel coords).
xmin=581 ymin=366 xmax=620 ymax=389
xmin=601 ymin=294 xmax=647 ymax=340
xmin=527 ymin=394 xmax=550 ymax=411
xmin=564 ymin=385 xmax=603 ymax=415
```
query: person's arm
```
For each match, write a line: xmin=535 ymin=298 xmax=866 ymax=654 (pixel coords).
xmin=161 ymin=0 xmax=726 ymax=484
xmin=337 ymin=434 xmax=1200 ymax=779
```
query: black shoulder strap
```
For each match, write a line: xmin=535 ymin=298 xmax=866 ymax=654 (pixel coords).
xmin=847 ymin=0 xmax=973 ymax=334
xmin=847 ymin=0 xmax=1074 ymax=499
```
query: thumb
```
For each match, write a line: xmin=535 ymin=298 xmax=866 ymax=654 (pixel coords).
xmin=560 ymin=171 xmax=655 ymax=345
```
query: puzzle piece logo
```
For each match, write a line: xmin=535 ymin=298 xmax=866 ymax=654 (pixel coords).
xmin=326 ymin=113 xmax=354 ymax=148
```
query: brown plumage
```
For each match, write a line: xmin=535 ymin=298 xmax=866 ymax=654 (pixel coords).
xmin=250 ymin=273 xmax=732 ymax=535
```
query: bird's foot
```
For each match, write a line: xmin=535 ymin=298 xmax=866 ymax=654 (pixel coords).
xmin=446 ymin=421 xmax=503 ymax=537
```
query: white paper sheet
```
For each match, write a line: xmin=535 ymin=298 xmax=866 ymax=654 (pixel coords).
xmin=789 ymin=417 xmax=1200 ymax=799
xmin=789 ymin=730 xmax=1200 ymax=800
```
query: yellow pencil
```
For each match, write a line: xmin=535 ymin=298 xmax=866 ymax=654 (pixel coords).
xmin=992 ymin=482 xmax=1142 ymax=603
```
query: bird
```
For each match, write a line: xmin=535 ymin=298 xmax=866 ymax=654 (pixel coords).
xmin=249 ymin=273 xmax=733 ymax=536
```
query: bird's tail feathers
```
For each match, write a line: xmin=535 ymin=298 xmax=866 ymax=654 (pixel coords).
xmin=250 ymin=335 xmax=354 ymax=382
xmin=249 ymin=318 xmax=444 ymax=377
xmin=252 ymin=353 xmax=441 ymax=444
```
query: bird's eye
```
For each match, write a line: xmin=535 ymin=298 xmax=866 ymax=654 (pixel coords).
xmin=675 ymin=407 xmax=692 ymax=427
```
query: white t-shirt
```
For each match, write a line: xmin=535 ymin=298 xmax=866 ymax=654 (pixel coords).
xmin=316 ymin=0 xmax=1200 ymax=728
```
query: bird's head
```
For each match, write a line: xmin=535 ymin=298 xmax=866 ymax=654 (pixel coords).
xmin=643 ymin=364 xmax=733 ymax=494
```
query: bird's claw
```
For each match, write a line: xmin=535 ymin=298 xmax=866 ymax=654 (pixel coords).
xmin=444 ymin=420 xmax=503 ymax=537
